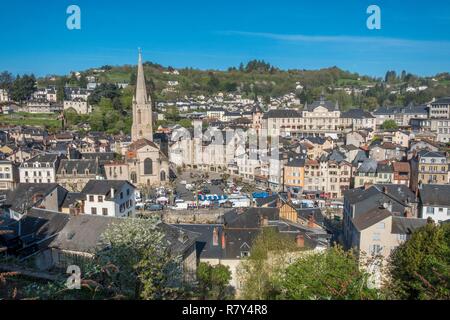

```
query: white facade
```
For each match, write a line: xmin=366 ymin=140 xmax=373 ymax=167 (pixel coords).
xmin=19 ymin=161 xmax=57 ymax=184
xmin=84 ymin=183 xmax=136 ymax=218
xmin=0 ymin=89 xmax=9 ymax=102
xmin=64 ymin=99 xmax=92 ymax=114
xmin=421 ymin=205 xmax=450 ymax=223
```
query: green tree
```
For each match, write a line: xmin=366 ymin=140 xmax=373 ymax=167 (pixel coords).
xmin=197 ymin=262 xmax=232 ymax=300
xmin=11 ymin=74 xmax=36 ymax=102
xmin=276 ymin=246 xmax=379 ymax=300
xmin=0 ymin=71 xmax=14 ymax=91
xmin=381 ymin=119 xmax=398 ymax=130
xmin=97 ymin=217 xmax=185 ymax=300
xmin=386 ymin=221 xmax=450 ymax=300
xmin=239 ymin=228 xmax=301 ymax=300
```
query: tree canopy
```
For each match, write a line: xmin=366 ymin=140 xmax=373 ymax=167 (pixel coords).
xmin=387 ymin=221 xmax=450 ymax=300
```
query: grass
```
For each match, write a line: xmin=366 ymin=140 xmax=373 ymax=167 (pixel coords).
xmin=0 ymin=112 xmax=62 ymax=129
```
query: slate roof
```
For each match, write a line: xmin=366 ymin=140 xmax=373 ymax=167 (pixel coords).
xmin=431 ymin=97 xmax=450 ymax=105
xmin=57 ymin=159 xmax=99 ymax=175
xmin=4 ymin=183 xmax=67 ymax=213
xmin=262 ymin=109 xmax=302 ymax=119
xmin=286 ymin=158 xmax=305 ymax=167
xmin=24 ymin=153 xmax=59 ymax=164
xmin=377 ymin=163 xmax=393 ymax=174
xmin=391 ymin=216 xmax=427 ymax=234
xmin=62 ymin=192 xmax=85 ymax=208
xmin=402 ymin=104 xmax=428 ymax=115
xmin=356 ymin=159 xmax=378 ymax=174
xmin=81 ymin=180 xmax=134 ymax=200
xmin=295 ymin=208 xmax=325 ymax=227
xmin=173 ymin=224 xmax=224 ymax=259
xmin=420 ymin=185 xmax=450 ymax=207
xmin=341 ymin=109 xmax=375 ymax=119
xmin=255 ymin=194 xmax=279 ymax=208
xmin=49 ymin=215 xmax=197 ymax=255
xmin=373 ymin=106 xmax=403 ymax=115
xmin=306 ymin=97 xmax=338 ymax=112
xmin=351 ymin=207 xmax=392 ymax=232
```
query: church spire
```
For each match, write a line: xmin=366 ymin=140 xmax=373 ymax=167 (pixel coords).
xmin=135 ymin=48 xmax=148 ymax=105
xmin=131 ymin=48 xmax=153 ymax=142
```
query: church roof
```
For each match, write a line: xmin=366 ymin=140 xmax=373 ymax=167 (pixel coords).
xmin=135 ymin=49 xmax=149 ymax=105
xmin=128 ymin=138 xmax=169 ymax=161
xmin=128 ymin=138 xmax=159 ymax=151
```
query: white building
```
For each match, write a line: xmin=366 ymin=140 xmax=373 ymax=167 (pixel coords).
xmin=419 ymin=184 xmax=450 ymax=223
xmin=64 ymin=98 xmax=92 ymax=114
xmin=0 ymin=89 xmax=9 ymax=102
xmin=81 ymin=180 xmax=136 ymax=218
xmin=19 ymin=154 xmax=61 ymax=184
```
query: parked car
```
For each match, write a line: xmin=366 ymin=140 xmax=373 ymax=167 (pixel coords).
xmin=146 ymin=204 xmax=164 ymax=211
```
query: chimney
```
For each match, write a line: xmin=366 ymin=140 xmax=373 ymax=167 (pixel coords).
xmin=404 ymin=208 xmax=413 ymax=218
xmin=364 ymin=182 xmax=373 ymax=190
xmin=110 ymin=188 xmax=115 ymax=198
xmin=296 ymin=234 xmax=305 ymax=248
xmin=221 ymin=232 xmax=226 ymax=249
xmin=261 ymin=216 xmax=269 ymax=227
xmin=212 ymin=227 xmax=219 ymax=246
xmin=287 ymin=191 xmax=292 ymax=203
xmin=308 ymin=214 xmax=315 ymax=229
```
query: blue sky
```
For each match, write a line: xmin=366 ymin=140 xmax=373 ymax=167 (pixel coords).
xmin=0 ymin=0 xmax=449 ymax=77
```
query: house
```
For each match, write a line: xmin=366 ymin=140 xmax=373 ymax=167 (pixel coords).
xmin=392 ymin=162 xmax=411 ymax=186
xmin=340 ymin=109 xmax=376 ymax=131
xmin=0 ymin=160 xmax=19 ymax=190
xmin=283 ymin=158 xmax=305 ymax=194
xmin=81 ymin=180 xmax=136 ymax=218
xmin=346 ymin=131 xmax=369 ymax=148
xmin=38 ymin=215 xmax=198 ymax=279
xmin=343 ymin=184 xmax=419 ymax=248
xmin=1 ymin=209 xmax=199 ymax=284
xmin=419 ymin=184 xmax=450 ymax=222
xmin=410 ymin=151 xmax=449 ymax=191
xmin=369 ymin=142 xmax=405 ymax=162
xmin=178 ymin=207 xmax=328 ymax=292
xmin=1 ymin=183 xmax=68 ymax=220
xmin=56 ymin=159 xmax=102 ymax=192
xmin=429 ymin=97 xmax=450 ymax=119
xmin=19 ymin=154 xmax=62 ymax=184
xmin=354 ymin=159 xmax=378 ymax=188
xmin=346 ymin=206 xmax=427 ymax=287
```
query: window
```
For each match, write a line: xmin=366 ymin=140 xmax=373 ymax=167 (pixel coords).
xmin=426 ymin=207 xmax=435 ymax=215
xmin=91 ymin=208 xmax=97 ymax=215
xmin=120 ymin=192 xmax=124 ymax=199
xmin=241 ymin=251 xmax=250 ymax=258
xmin=397 ymin=234 xmax=407 ymax=241
xmin=372 ymin=233 xmax=381 ymax=241
xmin=160 ymin=171 xmax=166 ymax=182
xmin=377 ymin=222 xmax=385 ymax=229
xmin=89 ymin=195 xmax=94 ymax=202
xmin=369 ymin=244 xmax=382 ymax=255
xmin=144 ymin=158 xmax=153 ymax=175
xmin=102 ymin=208 xmax=108 ymax=216
xmin=98 ymin=196 xmax=103 ymax=203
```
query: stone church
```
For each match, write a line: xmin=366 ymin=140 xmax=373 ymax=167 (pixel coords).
xmin=106 ymin=50 xmax=169 ymax=187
